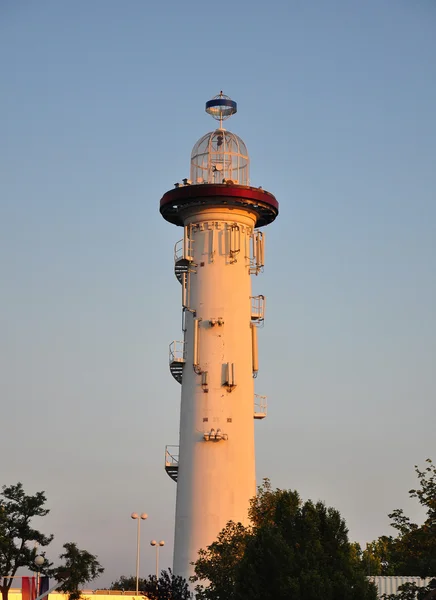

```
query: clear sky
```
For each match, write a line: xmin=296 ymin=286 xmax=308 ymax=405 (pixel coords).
xmin=1 ymin=0 xmax=435 ymax=588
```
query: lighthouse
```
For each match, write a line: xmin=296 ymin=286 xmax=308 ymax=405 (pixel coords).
xmin=160 ymin=93 xmax=279 ymax=581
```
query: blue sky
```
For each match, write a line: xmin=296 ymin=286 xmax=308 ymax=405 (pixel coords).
xmin=1 ymin=0 xmax=435 ymax=587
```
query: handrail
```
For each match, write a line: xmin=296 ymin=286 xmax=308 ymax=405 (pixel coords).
xmin=174 ymin=239 xmax=184 ymax=262
xmin=165 ymin=445 xmax=179 ymax=467
xmin=174 ymin=232 xmax=194 ymax=263
xmin=254 ymin=394 xmax=267 ymax=416
xmin=169 ymin=340 xmax=186 ymax=363
xmin=250 ymin=295 xmax=265 ymax=325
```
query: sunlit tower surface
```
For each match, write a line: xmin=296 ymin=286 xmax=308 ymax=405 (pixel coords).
xmin=160 ymin=93 xmax=279 ymax=581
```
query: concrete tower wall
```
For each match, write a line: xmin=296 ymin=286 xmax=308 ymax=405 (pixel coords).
xmin=173 ymin=207 xmax=258 ymax=579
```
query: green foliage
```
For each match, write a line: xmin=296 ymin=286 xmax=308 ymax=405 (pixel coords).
xmin=144 ymin=569 xmax=191 ymax=600
xmin=363 ymin=459 xmax=436 ymax=578
xmin=0 ymin=482 xmax=104 ymax=600
xmin=53 ymin=542 xmax=104 ymax=600
xmin=193 ymin=522 xmax=248 ymax=600
xmin=0 ymin=483 xmax=53 ymax=599
xmin=192 ymin=480 xmax=377 ymax=600
xmin=362 ymin=537 xmax=397 ymax=576
xmin=110 ymin=575 xmax=147 ymax=591
xmin=110 ymin=569 xmax=191 ymax=600
xmin=382 ymin=579 xmax=436 ymax=600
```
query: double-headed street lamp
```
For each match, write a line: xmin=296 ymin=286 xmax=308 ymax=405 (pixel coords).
xmin=131 ymin=512 xmax=148 ymax=595
xmin=150 ymin=540 xmax=165 ymax=580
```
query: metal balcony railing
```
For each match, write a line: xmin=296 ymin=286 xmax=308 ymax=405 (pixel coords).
xmin=165 ymin=445 xmax=179 ymax=482
xmin=169 ymin=341 xmax=186 ymax=384
xmin=174 ymin=239 xmax=195 ymax=285
xmin=254 ymin=394 xmax=267 ymax=419
xmin=250 ymin=295 xmax=265 ymax=326
xmin=174 ymin=239 xmax=184 ymax=262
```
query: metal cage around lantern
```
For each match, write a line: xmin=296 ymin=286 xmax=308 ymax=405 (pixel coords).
xmin=190 ymin=129 xmax=250 ymax=186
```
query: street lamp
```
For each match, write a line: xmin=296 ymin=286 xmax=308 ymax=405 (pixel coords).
xmin=131 ymin=512 xmax=148 ymax=596
xmin=150 ymin=540 xmax=165 ymax=579
xmin=34 ymin=555 xmax=45 ymax=598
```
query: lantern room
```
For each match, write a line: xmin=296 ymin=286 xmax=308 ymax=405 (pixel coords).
xmin=189 ymin=93 xmax=249 ymax=186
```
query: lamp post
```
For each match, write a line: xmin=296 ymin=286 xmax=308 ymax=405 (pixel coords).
xmin=150 ymin=540 xmax=165 ymax=580
xmin=131 ymin=512 xmax=148 ymax=595
xmin=34 ymin=555 xmax=44 ymax=597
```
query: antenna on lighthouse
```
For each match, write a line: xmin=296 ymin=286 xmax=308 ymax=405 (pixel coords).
xmin=205 ymin=91 xmax=237 ymax=130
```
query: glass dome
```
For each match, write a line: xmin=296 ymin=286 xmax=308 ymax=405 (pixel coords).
xmin=190 ymin=129 xmax=250 ymax=186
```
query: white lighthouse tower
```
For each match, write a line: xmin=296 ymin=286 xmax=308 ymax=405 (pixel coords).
xmin=160 ymin=93 xmax=279 ymax=581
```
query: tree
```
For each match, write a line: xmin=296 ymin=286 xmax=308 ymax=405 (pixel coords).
xmin=382 ymin=579 xmax=436 ymax=600
xmin=53 ymin=543 xmax=104 ymax=600
xmin=0 ymin=483 xmax=53 ymax=600
xmin=361 ymin=537 xmax=397 ymax=576
xmin=144 ymin=569 xmax=191 ymax=600
xmin=0 ymin=483 xmax=104 ymax=600
xmin=110 ymin=575 xmax=147 ymax=591
xmin=193 ymin=522 xmax=248 ymax=600
xmin=110 ymin=569 xmax=191 ymax=600
xmin=192 ymin=480 xmax=377 ymax=600
xmin=363 ymin=459 xmax=436 ymax=577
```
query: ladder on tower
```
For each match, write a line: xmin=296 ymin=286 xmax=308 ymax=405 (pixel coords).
xmin=165 ymin=445 xmax=179 ymax=482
